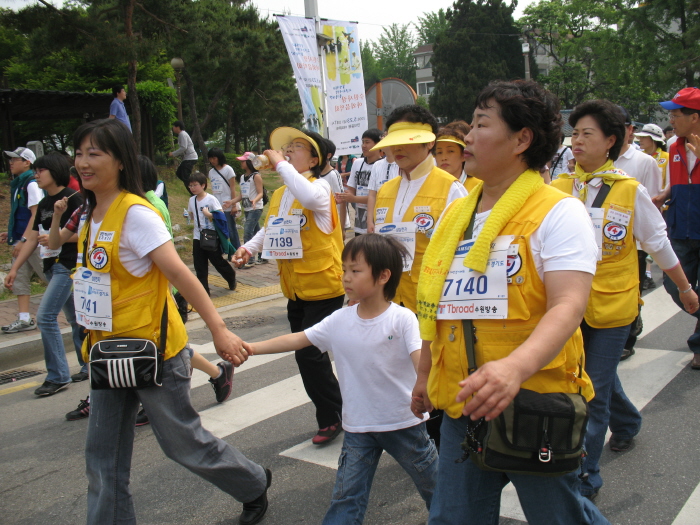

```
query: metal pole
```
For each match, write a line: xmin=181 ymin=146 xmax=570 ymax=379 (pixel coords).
xmin=176 ymin=71 xmax=184 ymax=122
xmin=376 ymin=81 xmax=383 ymax=131
xmin=305 ymin=0 xmax=329 ymax=138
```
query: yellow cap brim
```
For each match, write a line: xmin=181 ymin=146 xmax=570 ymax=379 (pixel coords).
xmin=269 ymin=127 xmax=322 ymax=159
xmin=371 ymin=129 xmax=436 ymax=151
xmin=436 ymin=137 xmax=467 ymax=148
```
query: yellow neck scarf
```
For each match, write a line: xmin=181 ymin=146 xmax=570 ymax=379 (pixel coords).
xmin=557 ymin=159 xmax=629 ymax=202
xmin=417 ymin=169 xmax=543 ymax=340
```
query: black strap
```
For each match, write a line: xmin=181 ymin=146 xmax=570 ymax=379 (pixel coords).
xmin=552 ymin=146 xmax=569 ymax=171
xmin=192 ymin=196 xmax=202 ymax=230
xmin=591 ymin=182 xmax=612 ymax=208
xmin=460 ymin=208 xmax=478 ymax=376
xmin=211 ymin=166 xmax=229 ymax=186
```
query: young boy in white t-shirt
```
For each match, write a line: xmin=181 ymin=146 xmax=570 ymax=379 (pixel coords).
xmin=246 ymin=234 xmax=437 ymax=524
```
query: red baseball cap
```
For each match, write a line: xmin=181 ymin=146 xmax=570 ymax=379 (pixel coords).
xmin=659 ymin=87 xmax=700 ymax=111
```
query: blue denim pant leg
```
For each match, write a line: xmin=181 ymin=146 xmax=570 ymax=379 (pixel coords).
xmin=428 ymin=415 xmax=610 ymax=525
xmin=244 ymin=208 xmax=263 ymax=244
xmin=37 ymin=263 xmax=74 ymax=384
xmin=86 ymin=350 xmax=268 ymax=524
xmin=58 ymin=268 xmax=87 ymax=373
xmin=224 ymin=210 xmax=241 ymax=251
xmin=580 ymin=322 xmax=641 ymax=495
xmin=663 ymin=238 xmax=700 ymax=353
xmin=322 ymin=432 xmax=383 ymax=525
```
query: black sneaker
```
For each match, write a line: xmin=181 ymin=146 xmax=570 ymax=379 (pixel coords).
xmin=71 ymin=371 xmax=89 ymax=383
xmin=66 ymin=398 xmax=90 ymax=421
xmin=240 ymin=468 xmax=272 ymax=525
xmin=209 ymin=361 xmax=234 ymax=403
xmin=135 ymin=408 xmax=150 ymax=426
xmin=34 ymin=381 xmax=70 ymax=396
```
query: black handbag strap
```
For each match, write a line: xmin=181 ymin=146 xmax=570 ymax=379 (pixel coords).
xmin=591 ymin=181 xmax=612 ymax=208
xmin=460 ymin=207 xmax=478 ymax=376
xmin=192 ymin=196 xmax=203 ymax=231
xmin=211 ymin=166 xmax=229 ymax=186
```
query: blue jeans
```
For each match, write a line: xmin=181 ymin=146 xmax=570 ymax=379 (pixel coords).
xmin=38 ymin=263 xmax=85 ymax=384
xmin=224 ymin=210 xmax=241 ymax=251
xmin=85 ymin=349 xmax=267 ymax=525
xmin=664 ymin=238 xmax=700 ymax=353
xmin=244 ymin=208 xmax=262 ymax=244
xmin=580 ymin=321 xmax=642 ymax=496
xmin=428 ymin=415 xmax=609 ymax=525
xmin=322 ymin=423 xmax=437 ymax=525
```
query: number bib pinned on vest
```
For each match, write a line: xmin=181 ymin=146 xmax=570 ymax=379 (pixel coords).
xmin=437 ymin=235 xmax=513 ymax=319
xmin=376 ymin=222 xmax=417 ymax=272
xmin=263 ymin=215 xmax=303 ymax=259
xmin=73 ymin=267 xmax=113 ymax=331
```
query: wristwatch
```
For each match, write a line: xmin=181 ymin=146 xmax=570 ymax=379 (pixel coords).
xmin=20 ymin=237 xmax=27 ymax=243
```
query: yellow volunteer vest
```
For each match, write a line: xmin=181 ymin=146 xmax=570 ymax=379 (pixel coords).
xmin=375 ymin=166 xmax=456 ymax=313
xmin=652 ymin=149 xmax=669 ymax=189
xmin=265 ymin=180 xmax=344 ymax=301
xmin=464 ymin=175 xmax=481 ymax=193
xmin=427 ymin=185 xmax=594 ymax=418
xmin=78 ymin=192 xmax=188 ymax=362
xmin=551 ymin=178 xmax=639 ymax=329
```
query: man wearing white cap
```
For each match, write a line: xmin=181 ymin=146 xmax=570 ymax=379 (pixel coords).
xmin=1 ymin=147 xmax=45 ymax=333
xmin=653 ymin=87 xmax=700 ymax=369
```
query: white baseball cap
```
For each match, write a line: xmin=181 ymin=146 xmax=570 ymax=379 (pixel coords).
xmin=4 ymin=147 xmax=36 ymax=164
xmin=634 ymin=123 xmax=665 ymax=144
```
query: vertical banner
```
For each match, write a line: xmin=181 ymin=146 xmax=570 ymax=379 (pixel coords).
xmin=320 ymin=20 xmax=367 ymax=156
xmin=276 ymin=16 xmax=324 ymax=134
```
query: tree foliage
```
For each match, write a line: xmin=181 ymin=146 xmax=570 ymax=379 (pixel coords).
xmin=429 ymin=0 xmax=523 ymax=121
xmin=416 ymin=9 xmax=450 ymax=46
xmin=364 ymin=23 xmax=417 ymax=89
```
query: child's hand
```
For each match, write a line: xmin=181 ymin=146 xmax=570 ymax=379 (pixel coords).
xmin=202 ymin=206 xmax=213 ymax=219
xmin=54 ymin=196 xmax=69 ymax=215
xmin=37 ymin=234 xmax=50 ymax=247
xmin=243 ymin=341 xmax=255 ymax=356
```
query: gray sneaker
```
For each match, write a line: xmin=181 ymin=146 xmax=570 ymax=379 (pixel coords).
xmin=2 ymin=318 xmax=37 ymax=334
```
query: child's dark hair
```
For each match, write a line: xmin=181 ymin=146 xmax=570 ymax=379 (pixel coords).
xmin=362 ymin=128 xmax=382 ymax=144
xmin=33 ymin=152 xmax=71 ymax=187
xmin=341 ymin=233 xmax=408 ymax=301
xmin=189 ymin=171 xmax=207 ymax=189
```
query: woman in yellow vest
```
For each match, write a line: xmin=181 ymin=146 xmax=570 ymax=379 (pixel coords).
xmin=371 ymin=105 xmax=467 ymax=314
xmin=552 ymin=100 xmax=698 ymax=500
xmin=634 ymin=123 xmax=670 ymax=188
xmin=433 ymin=120 xmax=481 ymax=193
xmin=412 ymin=80 xmax=608 ymax=524
xmin=234 ymin=128 xmax=345 ymax=446
xmin=73 ymin=119 xmax=271 ymax=525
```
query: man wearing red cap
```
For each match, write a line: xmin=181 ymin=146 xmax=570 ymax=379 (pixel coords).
xmin=654 ymin=87 xmax=700 ymax=368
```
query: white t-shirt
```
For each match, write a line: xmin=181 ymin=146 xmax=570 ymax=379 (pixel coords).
xmin=615 ymin=146 xmax=663 ymax=196
xmin=84 ymin=205 xmax=171 ymax=278
xmin=188 ymin=193 xmax=222 ymax=241
xmin=208 ymin=165 xmax=236 ymax=208
xmin=239 ymin=171 xmax=264 ymax=212
xmin=305 ymin=303 xmax=427 ymax=433
xmin=347 ymin=159 xmax=376 ymax=233
xmin=369 ymin=158 xmax=399 ymax=192
xmin=550 ymin=146 xmax=575 ymax=180
xmin=321 ymin=168 xmax=345 ymax=219
xmin=155 ymin=181 xmax=165 ymax=199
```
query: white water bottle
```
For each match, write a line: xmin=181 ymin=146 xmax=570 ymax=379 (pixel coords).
xmin=183 ymin=208 xmax=190 ymax=225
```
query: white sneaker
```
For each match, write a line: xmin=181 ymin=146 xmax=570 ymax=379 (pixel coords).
xmin=2 ymin=318 xmax=37 ymax=333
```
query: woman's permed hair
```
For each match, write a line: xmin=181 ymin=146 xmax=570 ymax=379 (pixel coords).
xmin=385 ymin=105 xmax=439 ymax=135
xmin=33 ymin=152 xmax=72 ymax=187
xmin=568 ymin=100 xmax=626 ymax=161
xmin=73 ymin=119 xmax=143 ymax=216
xmin=341 ymin=233 xmax=409 ymax=301
xmin=437 ymin=120 xmax=472 ymax=146
xmin=474 ymin=80 xmax=562 ymax=170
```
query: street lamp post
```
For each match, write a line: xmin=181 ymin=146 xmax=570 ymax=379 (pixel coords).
xmin=522 ymin=41 xmax=531 ymax=81
xmin=170 ymin=57 xmax=184 ymax=122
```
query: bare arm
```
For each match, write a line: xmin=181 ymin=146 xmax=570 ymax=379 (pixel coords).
xmin=366 ymin=189 xmax=377 ymax=233
xmin=664 ymin=263 xmax=699 ymax=314
xmin=411 ymin=339 xmax=435 ymax=418
xmin=248 ymin=332 xmax=311 ymax=355
xmin=456 ymin=269 xmax=593 ymax=421
xmin=149 ymin=241 xmax=248 ymax=366
xmin=48 ymin=197 xmax=78 ymax=249
xmin=4 ymin=231 xmax=39 ymax=289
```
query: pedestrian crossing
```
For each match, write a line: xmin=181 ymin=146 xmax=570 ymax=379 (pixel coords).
xmin=186 ymin=285 xmax=699 ymax=524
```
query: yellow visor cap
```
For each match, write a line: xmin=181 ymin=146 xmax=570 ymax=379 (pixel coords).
xmin=269 ymin=127 xmax=322 ymax=159
xmin=371 ymin=122 xmax=436 ymax=151
xmin=436 ymin=135 xmax=467 ymax=148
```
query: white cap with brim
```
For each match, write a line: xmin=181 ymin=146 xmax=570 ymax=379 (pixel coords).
xmin=269 ymin=127 xmax=322 ymax=160
xmin=370 ymin=122 xmax=436 ymax=151
xmin=634 ymin=123 xmax=665 ymax=144
xmin=4 ymin=147 xmax=36 ymax=164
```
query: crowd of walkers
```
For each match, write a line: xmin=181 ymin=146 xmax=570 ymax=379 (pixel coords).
xmin=3 ymin=80 xmax=700 ymax=525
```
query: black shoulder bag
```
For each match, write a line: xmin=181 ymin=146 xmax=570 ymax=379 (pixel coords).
xmin=459 ymin=208 xmax=589 ymax=476
xmin=193 ymin=196 xmax=220 ymax=252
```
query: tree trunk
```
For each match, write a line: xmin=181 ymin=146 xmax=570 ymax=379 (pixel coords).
xmin=124 ymin=0 xmax=141 ymax=153
xmin=181 ymin=67 xmax=207 ymax=161
xmin=224 ymin=98 xmax=234 ymax=153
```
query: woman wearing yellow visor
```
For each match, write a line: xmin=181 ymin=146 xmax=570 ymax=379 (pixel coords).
xmin=372 ymin=105 xmax=467 ymax=314
xmin=434 ymin=120 xmax=481 ymax=193
xmin=234 ymin=127 xmax=344 ymax=446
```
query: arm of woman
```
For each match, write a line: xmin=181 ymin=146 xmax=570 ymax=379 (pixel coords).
xmin=251 ymin=172 xmax=264 ymax=206
xmin=149 ymin=241 xmax=249 ymax=366
xmin=265 ymin=150 xmax=331 ymax=212
xmin=456 ymin=270 xmax=593 ymax=421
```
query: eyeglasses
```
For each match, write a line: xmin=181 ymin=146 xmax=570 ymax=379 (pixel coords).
xmin=283 ymin=142 xmax=311 ymax=152
xmin=668 ymin=113 xmax=686 ymax=121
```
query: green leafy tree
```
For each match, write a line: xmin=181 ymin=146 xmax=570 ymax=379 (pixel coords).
xmin=430 ymin=0 xmax=523 ymax=121
xmin=416 ymin=9 xmax=450 ymax=46
xmin=360 ymin=40 xmax=381 ymax=90
xmin=372 ymin=23 xmax=417 ymax=87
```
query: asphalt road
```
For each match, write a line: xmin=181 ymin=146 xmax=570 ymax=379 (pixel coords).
xmin=2 ymin=272 xmax=699 ymax=525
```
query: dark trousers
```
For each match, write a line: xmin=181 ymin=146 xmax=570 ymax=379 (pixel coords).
xmin=176 ymin=159 xmax=197 ymax=194
xmin=625 ymin=250 xmax=647 ymax=350
xmin=192 ymin=239 xmax=236 ymax=295
xmin=287 ymin=294 xmax=344 ymax=428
